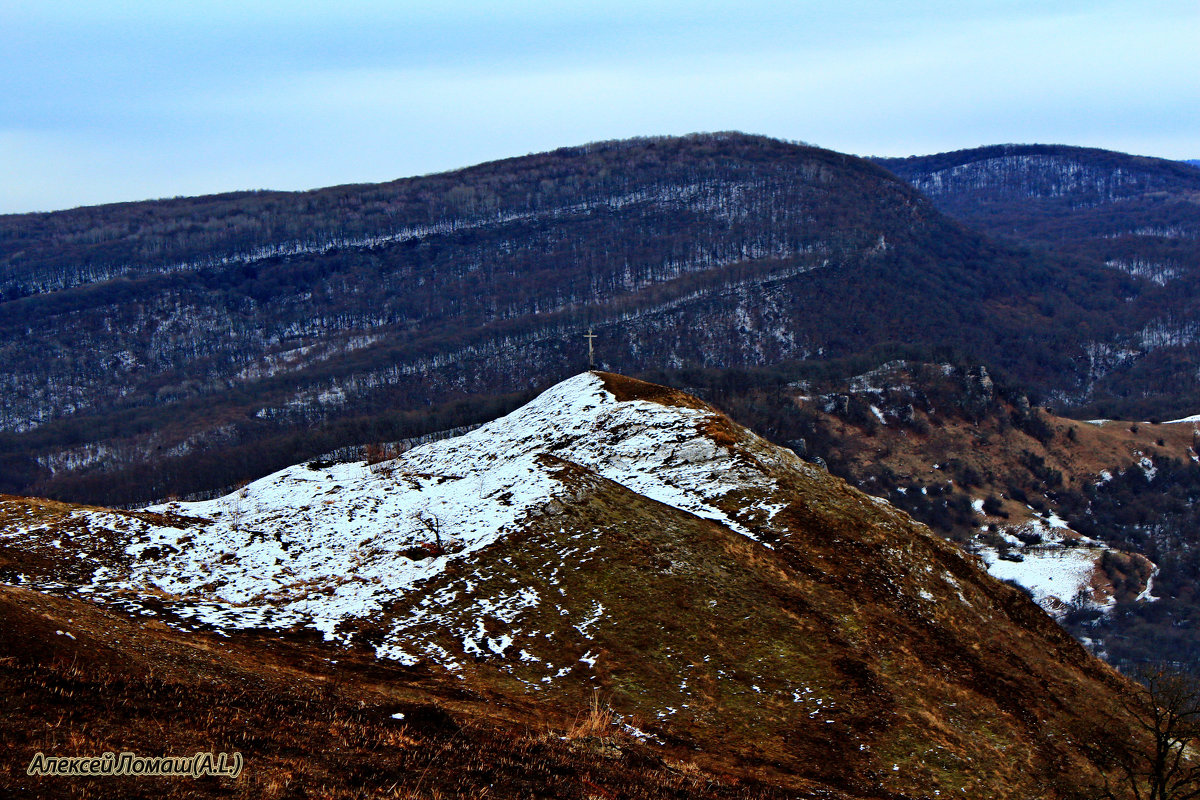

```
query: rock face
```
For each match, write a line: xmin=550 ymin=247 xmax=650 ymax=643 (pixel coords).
xmin=963 ymin=365 xmax=995 ymax=417
xmin=0 ymin=371 xmax=1147 ymax=798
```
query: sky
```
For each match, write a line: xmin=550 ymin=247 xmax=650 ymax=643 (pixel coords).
xmin=1 ymin=0 xmax=1197 ymax=214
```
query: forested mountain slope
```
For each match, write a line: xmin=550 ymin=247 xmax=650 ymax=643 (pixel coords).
xmin=0 ymin=134 xmax=1159 ymax=506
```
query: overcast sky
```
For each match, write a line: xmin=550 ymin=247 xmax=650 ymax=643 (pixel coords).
xmin=2 ymin=0 xmax=1196 ymax=214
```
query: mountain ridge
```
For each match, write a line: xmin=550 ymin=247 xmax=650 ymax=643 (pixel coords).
xmin=3 ymin=132 xmax=1155 ymax=509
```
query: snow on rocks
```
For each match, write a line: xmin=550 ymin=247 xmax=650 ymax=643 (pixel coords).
xmin=398 ymin=371 xmax=782 ymax=542
xmin=975 ymin=516 xmax=1125 ymax=616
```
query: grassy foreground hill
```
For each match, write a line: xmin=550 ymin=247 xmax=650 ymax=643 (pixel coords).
xmin=0 ymin=372 xmax=1158 ymax=798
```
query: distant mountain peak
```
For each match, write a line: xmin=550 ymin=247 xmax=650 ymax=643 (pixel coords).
xmin=875 ymin=142 xmax=1200 ymax=203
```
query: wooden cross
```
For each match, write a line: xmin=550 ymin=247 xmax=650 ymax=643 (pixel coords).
xmin=583 ymin=327 xmax=597 ymax=370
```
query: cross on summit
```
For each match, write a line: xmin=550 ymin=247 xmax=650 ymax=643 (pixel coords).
xmin=583 ymin=327 xmax=597 ymax=370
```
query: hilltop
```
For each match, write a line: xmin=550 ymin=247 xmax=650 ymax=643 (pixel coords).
xmin=1 ymin=372 xmax=1155 ymax=798
xmin=875 ymin=144 xmax=1200 ymax=246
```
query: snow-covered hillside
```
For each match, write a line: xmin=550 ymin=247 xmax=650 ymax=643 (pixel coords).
xmin=9 ymin=372 xmax=794 ymax=653
xmin=2 ymin=374 xmax=1155 ymax=800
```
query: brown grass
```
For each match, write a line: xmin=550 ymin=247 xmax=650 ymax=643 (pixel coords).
xmin=0 ymin=372 xmax=1165 ymax=799
xmin=0 ymin=585 xmax=801 ymax=800
xmin=795 ymin=391 xmax=1197 ymax=522
xmin=594 ymin=372 xmax=712 ymax=411
xmin=564 ymin=692 xmax=618 ymax=740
